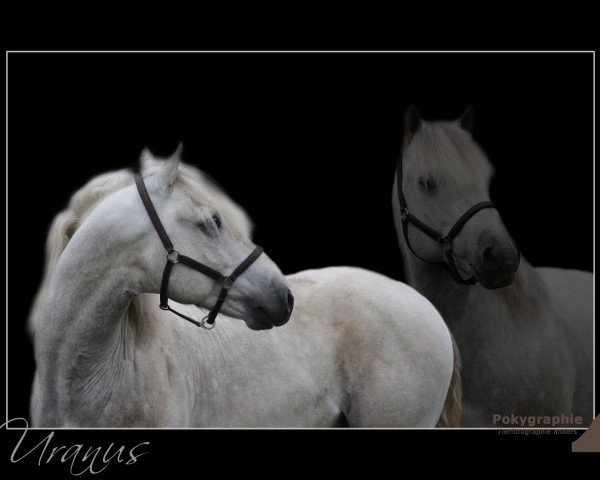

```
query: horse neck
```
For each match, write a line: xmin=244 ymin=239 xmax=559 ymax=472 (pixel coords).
xmin=33 ymin=224 xmax=235 ymax=420
xmin=399 ymin=242 xmax=471 ymax=324
xmin=33 ymin=224 xmax=146 ymax=420
xmin=38 ymin=231 xmax=137 ymax=341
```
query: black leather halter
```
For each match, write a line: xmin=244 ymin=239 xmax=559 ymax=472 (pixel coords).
xmin=135 ymin=174 xmax=264 ymax=329
xmin=396 ymin=154 xmax=497 ymax=286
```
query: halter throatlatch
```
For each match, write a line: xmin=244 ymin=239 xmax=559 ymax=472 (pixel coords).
xmin=135 ymin=174 xmax=263 ymax=329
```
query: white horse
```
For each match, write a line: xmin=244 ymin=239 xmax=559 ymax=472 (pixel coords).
xmin=29 ymin=148 xmax=458 ymax=427
xmin=392 ymin=106 xmax=593 ymax=427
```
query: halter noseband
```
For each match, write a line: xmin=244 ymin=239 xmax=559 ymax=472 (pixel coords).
xmin=135 ymin=174 xmax=264 ymax=330
xmin=396 ymin=154 xmax=497 ymax=286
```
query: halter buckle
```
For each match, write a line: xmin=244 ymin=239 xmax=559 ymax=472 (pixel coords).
xmin=400 ymin=208 xmax=408 ymax=222
xmin=220 ymin=276 xmax=234 ymax=289
xmin=166 ymin=250 xmax=180 ymax=264
xmin=200 ymin=316 xmax=216 ymax=330
xmin=440 ymin=237 xmax=452 ymax=252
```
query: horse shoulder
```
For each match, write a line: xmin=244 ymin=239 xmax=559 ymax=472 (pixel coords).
xmin=287 ymin=267 xmax=453 ymax=426
xmin=533 ymin=267 xmax=593 ymax=375
xmin=535 ymin=267 xmax=592 ymax=337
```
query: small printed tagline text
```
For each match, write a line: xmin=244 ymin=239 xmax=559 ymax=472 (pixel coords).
xmin=498 ymin=429 xmax=578 ymax=435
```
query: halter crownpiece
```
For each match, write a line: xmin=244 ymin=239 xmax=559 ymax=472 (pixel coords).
xmin=395 ymin=154 xmax=498 ymax=286
xmin=134 ymin=174 xmax=264 ymax=330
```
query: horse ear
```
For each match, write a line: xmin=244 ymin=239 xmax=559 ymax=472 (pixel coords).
xmin=459 ymin=105 xmax=475 ymax=133
xmin=404 ymin=105 xmax=422 ymax=144
xmin=140 ymin=147 xmax=155 ymax=171
xmin=141 ymin=144 xmax=181 ymax=193
xmin=158 ymin=144 xmax=182 ymax=190
xmin=169 ymin=142 xmax=183 ymax=162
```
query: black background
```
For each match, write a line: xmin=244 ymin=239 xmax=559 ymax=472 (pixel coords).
xmin=4 ymin=52 xmax=595 ymax=466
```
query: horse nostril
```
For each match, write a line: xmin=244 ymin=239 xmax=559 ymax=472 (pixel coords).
xmin=286 ymin=290 xmax=295 ymax=314
xmin=481 ymin=246 xmax=498 ymax=267
xmin=481 ymin=243 xmax=519 ymax=271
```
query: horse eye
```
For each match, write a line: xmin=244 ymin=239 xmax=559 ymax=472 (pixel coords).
xmin=418 ymin=175 xmax=438 ymax=194
xmin=197 ymin=213 xmax=222 ymax=236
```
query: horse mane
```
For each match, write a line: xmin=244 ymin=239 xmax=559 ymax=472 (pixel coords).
xmin=28 ymin=169 xmax=134 ymax=334
xmin=29 ymin=153 xmax=252 ymax=335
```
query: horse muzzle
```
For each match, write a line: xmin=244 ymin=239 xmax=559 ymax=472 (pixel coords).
xmin=244 ymin=288 xmax=294 ymax=330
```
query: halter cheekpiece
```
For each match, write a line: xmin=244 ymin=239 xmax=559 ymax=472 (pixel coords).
xmin=135 ymin=174 xmax=264 ymax=329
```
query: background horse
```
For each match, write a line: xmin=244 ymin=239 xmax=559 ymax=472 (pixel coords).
xmin=392 ymin=106 xmax=593 ymax=427
xmin=29 ymin=149 xmax=457 ymax=427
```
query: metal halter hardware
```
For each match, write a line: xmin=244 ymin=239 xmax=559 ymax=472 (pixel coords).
xmin=134 ymin=174 xmax=264 ymax=329
xmin=396 ymin=154 xmax=498 ymax=286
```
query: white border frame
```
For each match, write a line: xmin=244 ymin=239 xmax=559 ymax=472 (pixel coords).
xmin=5 ymin=50 xmax=595 ymax=431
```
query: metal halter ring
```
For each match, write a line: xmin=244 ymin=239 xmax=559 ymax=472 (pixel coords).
xmin=400 ymin=208 xmax=408 ymax=222
xmin=200 ymin=316 xmax=216 ymax=330
xmin=166 ymin=250 xmax=180 ymax=264
xmin=219 ymin=276 xmax=234 ymax=289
